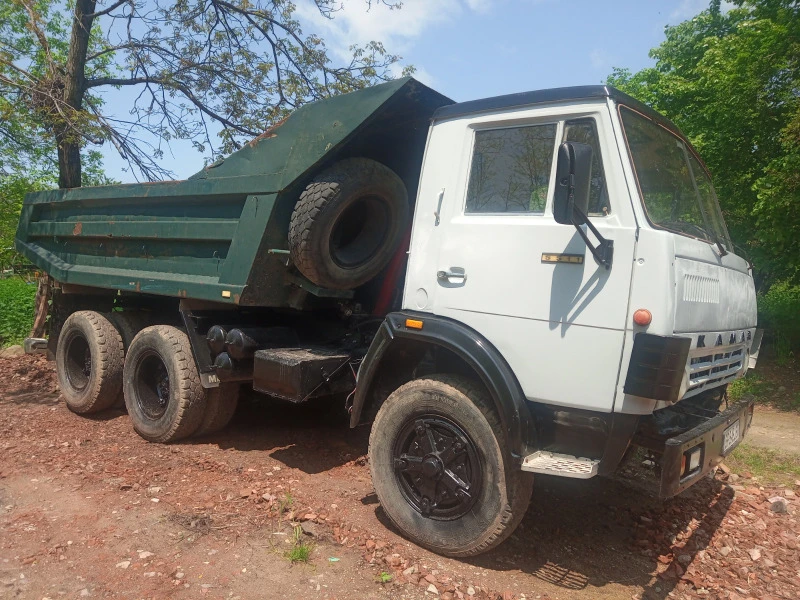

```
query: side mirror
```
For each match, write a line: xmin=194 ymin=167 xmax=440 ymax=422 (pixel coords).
xmin=551 ymin=141 xmax=614 ymax=269
xmin=553 ymin=141 xmax=593 ymax=225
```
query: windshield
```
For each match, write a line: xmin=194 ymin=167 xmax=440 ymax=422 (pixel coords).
xmin=619 ymin=106 xmax=731 ymax=250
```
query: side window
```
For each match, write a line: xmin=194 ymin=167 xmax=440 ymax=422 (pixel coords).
xmin=563 ymin=118 xmax=610 ymax=216
xmin=465 ymin=123 xmax=557 ymax=214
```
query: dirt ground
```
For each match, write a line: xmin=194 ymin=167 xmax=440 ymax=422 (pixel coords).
xmin=747 ymin=407 xmax=800 ymax=454
xmin=1 ymin=355 xmax=798 ymax=600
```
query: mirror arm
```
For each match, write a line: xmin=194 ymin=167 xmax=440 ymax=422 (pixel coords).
xmin=571 ymin=207 xmax=614 ymax=269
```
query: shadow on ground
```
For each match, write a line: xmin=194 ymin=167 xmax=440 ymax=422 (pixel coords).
xmin=187 ymin=389 xmax=369 ymax=474
xmin=374 ymin=472 xmax=733 ymax=600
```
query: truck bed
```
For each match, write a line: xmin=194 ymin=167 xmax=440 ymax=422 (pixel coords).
xmin=15 ymin=78 xmax=452 ymax=306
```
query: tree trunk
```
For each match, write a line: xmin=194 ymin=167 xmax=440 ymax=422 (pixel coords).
xmin=41 ymin=1 xmax=96 ymax=338
xmin=57 ymin=134 xmax=82 ymax=189
xmin=29 ymin=275 xmax=51 ymax=339
xmin=58 ymin=0 xmax=96 ymax=189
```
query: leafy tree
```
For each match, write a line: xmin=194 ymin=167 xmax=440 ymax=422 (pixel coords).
xmin=607 ymin=0 xmax=800 ymax=286
xmin=0 ymin=0 xmax=406 ymax=188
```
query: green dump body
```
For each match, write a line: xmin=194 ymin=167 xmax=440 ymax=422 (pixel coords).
xmin=15 ymin=78 xmax=453 ymax=306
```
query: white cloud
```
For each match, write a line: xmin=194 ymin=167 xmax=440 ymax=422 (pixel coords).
xmin=294 ymin=0 xmax=495 ymax=82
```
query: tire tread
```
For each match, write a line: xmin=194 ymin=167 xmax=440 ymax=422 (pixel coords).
xmin=195 ymin=384 xmax=240 ymax=436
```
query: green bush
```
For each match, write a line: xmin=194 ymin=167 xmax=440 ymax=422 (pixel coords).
xmin=0 ymin=175 xmax=43 ymax=271
xmin=0 ymin=277 xmax=37 ymax=347
xmin=758 ymin=280 xmax=800 ymax=363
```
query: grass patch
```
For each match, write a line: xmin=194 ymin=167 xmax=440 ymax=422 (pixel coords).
xmin=285 ymin=543 xmax=312 ymax=563
xmin=728 ymin=371 xmax=769 ymax=401
xmin=0 ymin=277 xmax=36 ymax=347
xmin=724 ymin=443 xmax=800 ymax=487
xmin=284 ymin=525 xmax=313 ymax=564
xmin=376 ymin=571 xmax=392 ymax=584
xmin=729 ymin=365 xmax=800 ymax=412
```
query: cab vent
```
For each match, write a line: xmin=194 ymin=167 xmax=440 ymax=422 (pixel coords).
xmin=683 ymin=275 xmax=720 ymax=304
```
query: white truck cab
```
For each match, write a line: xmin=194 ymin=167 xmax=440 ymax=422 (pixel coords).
xmin=354 ymin=85 xmax=761 ymax=557
xmin=406 ymin=86 xmax=758 ymax=415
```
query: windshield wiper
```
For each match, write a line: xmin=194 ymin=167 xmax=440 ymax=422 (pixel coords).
xmin=661 ymin=219 xmax=728 ymax=256
xmin=661 ymin=220 xmax=709 ymax=238
xmin=712 ymin=236 xmax=728 ymax=257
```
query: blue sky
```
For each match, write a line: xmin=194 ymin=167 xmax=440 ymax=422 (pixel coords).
xmin=98 ymin=0 xmax=716 ymax=182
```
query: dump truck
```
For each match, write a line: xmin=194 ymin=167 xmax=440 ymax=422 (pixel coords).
xmin=16 ymin=77 xmax=762 ymax=557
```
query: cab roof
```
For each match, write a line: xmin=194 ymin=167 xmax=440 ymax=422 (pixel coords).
xmin=433 ymin=84 xmax=680 ymax=133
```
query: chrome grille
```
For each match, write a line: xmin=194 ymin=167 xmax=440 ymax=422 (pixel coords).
xmin=684 ymin=344 xmax=745 ymax=398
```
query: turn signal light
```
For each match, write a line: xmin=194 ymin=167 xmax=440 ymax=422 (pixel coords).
xmin=633 ymin=309 xmax=652 ymax=326
xmin=681 ymin=446 xmax=703 ymax=478
xmin=405 ymin=318 xmax=424 ymax=330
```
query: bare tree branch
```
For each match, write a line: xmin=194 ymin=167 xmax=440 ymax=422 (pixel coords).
xmin=85 ymin=0 xmax=130 ymax=19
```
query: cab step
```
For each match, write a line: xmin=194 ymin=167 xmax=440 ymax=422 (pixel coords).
xmin=521 ymin=451 xmax=600 ymax=479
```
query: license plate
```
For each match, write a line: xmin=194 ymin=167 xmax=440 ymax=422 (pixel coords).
xmin=723 ymin=420 xmax=740 ymax=454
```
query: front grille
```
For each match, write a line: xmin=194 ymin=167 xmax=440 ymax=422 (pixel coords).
xmin=685 ymin=345 xmax=745 ymax=398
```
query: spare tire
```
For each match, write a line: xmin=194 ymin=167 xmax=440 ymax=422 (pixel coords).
xmin=288 ymin=158 xmax=408 ymax=290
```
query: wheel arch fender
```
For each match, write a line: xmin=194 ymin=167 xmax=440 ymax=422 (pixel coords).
xmin=351 ymin=312 xmax=535 ymax=462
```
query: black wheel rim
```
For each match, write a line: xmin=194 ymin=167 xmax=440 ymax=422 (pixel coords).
xmin=134 ymin=351 xmax=171 ymax=420
xmin=329 ymin=195 xmax=390 ymax=269
xmin=392 ymin=415 xmax=482 ymax=521
xmin=64 ymin=332 xmax=91 ymax=392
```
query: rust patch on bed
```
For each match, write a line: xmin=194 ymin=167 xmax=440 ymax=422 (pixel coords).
xmin=248 ymin=116 xmax=290 ymax=147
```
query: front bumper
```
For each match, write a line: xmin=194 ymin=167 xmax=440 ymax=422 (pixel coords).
xmin=660 ymin=397 xmax=754 ymax=497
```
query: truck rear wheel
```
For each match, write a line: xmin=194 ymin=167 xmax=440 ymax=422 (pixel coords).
xmin=123 ymin=325 xmax=207 ymax=443
xmin=288 ymin=158 xmax=408 ymax=290
xmin=107 ymin=311 xmax=151 ymax=350
xmin=106 ymin=311 xmax=151 ymax=408
xmin=369 ymin=375 xmax=534 ymax=557
xmin=195 ymin=384 xmax=240 ymax=436
xmin=55 ymin=311 xmax=124 ymax=414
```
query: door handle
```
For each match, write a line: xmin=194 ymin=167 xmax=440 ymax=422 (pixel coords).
xmin=437 ymin=267 xmax=467 ymax=282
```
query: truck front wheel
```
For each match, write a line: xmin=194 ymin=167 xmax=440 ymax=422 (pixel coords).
xmin=123 ymin=326 xmax=207 ymax=443
xmin=55 ymin=311 xmax=124 ymax=414
xmin=369 ymin=375 xmax=534 ymax=557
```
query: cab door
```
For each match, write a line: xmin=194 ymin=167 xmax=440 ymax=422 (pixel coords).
xmin=405 ymin=103 xmax=637 ymax=412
